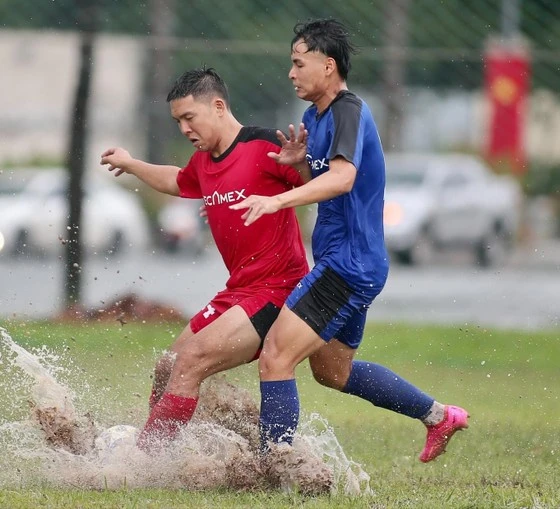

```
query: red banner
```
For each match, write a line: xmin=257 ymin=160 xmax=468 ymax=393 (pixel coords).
xmin=484 ymin=42 xmax=531 ymax=174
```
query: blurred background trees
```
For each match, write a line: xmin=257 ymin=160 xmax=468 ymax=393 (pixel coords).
xmin=2 ymin=0 xmax=558 ymax=168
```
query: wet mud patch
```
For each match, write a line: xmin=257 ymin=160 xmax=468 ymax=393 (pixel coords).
xmin=1 ymin=327 xmax=371 ymax=496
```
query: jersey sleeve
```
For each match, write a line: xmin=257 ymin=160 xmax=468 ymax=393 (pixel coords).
xmin=275 ymin=162 xmax=305 ymax=188
xmin=278 ymin=164 xmax=305 ymax=187
xmin=176 ymin=158 xmax=202 ymax=198
xmin=328 ymin=95 xmax=364 ymax=169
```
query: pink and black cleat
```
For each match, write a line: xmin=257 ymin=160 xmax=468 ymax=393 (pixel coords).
xmin=419 ymin=405 xmax=469 ymax=463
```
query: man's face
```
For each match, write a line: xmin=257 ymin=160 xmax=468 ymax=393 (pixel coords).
xmin=288 ymin=39 xmax=330 ymax=102
xmin=170 ymin=95 xmax=222 ymax=152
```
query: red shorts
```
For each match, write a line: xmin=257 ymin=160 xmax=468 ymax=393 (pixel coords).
xmin=189 ymin=287 xmax=286 ymax=358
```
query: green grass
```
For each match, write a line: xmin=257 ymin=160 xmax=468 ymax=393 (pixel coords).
xmin=1 ymin=319 xmax=559 ymax=508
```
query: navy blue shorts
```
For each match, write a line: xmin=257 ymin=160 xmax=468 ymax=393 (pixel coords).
xmin=285 ymin=262 xmax=379 ymax=348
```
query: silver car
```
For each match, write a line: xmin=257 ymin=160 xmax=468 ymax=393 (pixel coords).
xmin=383 ymin=153 xmax=522 ymax=267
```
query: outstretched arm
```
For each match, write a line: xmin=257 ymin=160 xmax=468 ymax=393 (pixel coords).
xmin=267 ymin=123 xmax=312 ymax=183
xmin=100 ymin=147 xmax=181 ymax=196
xmin=230 ymin=156 xmax=356 ymax=226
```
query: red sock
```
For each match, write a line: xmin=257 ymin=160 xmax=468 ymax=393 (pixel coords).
xmin=137 ymin=392 xmax=198 ymax=451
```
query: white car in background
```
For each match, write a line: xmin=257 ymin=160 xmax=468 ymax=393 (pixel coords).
xmin=157 ymin=197 xmax=205 ymax=255
xmin=0 ymin=168 xmax=150 ymax=257
xmin=383 ymin=153 xmax=523 ymax=266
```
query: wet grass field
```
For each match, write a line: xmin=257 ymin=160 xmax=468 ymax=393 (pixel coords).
xmin=1 ymin=319 xmax=558 ymax=508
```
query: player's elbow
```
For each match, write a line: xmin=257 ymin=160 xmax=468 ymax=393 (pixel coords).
xmin=336 ymin=173 xmax=355 ymax=194
xmin=168 ymin=185 xmax=181 ymax=197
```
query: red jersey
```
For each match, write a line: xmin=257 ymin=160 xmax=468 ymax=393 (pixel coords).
xmin=176 ymin=126 xmax=309 ymax=306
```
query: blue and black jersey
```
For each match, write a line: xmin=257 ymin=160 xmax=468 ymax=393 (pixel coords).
xmin=302 ymin=90 xmax=389 ymax=295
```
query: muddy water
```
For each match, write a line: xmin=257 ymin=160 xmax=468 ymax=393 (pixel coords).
xmin=0 ymin=327 xmax=372 ymax=496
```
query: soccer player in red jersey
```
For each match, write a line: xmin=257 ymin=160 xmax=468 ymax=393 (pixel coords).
xmin=100 ymin=68 xmax=310 ymax=449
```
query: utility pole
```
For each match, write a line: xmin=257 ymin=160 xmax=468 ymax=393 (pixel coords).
xmin=146 ymin=0 xmax=177 ymax=164
xmin=501 ymin=0 xmax=521 ymax=40
xmin=381 ymin=0 xmax=411 ymax=151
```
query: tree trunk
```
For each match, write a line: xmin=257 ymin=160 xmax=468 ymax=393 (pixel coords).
xmin=64 ymin=0 xmax=97 ymax=309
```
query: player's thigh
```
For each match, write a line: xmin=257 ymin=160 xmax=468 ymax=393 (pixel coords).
xmin=173 ymin=304 xmax=261 ymax=376
xmin=260 ymin=305 xmax=326 ymax=379
xmin=260 ymin=263 xmax=360 ymax=378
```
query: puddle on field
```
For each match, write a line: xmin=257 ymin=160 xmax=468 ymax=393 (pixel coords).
xmin=0 ymin=327 xmax=372 ymax=496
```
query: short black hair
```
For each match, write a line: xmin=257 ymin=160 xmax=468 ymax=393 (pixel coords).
xmin=292 ymin=18 xmax=356 ymax=80
xmin=166 ymin=67 xmax=230 ymax=107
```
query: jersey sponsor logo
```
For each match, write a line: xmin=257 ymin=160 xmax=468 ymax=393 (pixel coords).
xmin=203 ymin=189 xmax=247 ymax=206
xmin=202 ymin=304 xmax=216 ymax=319
xmin=307 ymin=155 xmax=329 ymax=172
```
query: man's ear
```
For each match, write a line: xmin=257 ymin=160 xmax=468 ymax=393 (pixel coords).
xmin=214 ymin=97 xmax=227 ymax=116
xmin=325 ymin=56 xmax=336 ymax=76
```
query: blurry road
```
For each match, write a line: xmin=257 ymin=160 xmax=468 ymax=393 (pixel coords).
xmin=0 ymin=239 xmax=559 ymax=331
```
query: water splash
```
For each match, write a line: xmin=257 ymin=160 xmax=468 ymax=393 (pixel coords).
xmin=0 ymin=327 xmax=372 ymax=496
xmin=1 ymin=327 xmax=75 ymax=414
xmin=300 ymin=414 xmax=373 ymax=496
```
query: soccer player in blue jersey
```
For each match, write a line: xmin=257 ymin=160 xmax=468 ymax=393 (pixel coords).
xmin=231 ymin=18 xmax=469 ymax=463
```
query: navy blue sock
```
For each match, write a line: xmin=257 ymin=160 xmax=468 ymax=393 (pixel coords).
xmin=343 ymin=361 xmax=434 ymax=419
xmin=259 ymin=379 xmax=299 ymax=451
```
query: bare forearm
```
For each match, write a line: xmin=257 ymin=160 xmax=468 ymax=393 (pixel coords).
xmin=276 ymin=170 xmax=350 ymax=209
xmin=127 ymin=160 xmax=181 ymax=196
xmin=229 ymin=158 xmax=356 ymax=226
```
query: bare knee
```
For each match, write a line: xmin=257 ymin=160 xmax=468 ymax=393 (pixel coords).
xmin=259 ymin=342 xmax=294 ymax=380
xmin=153 ymin=348 xmax=205 ymax=388
xmin=259 ymin=348 xmax=280 ymax=379
xmin=173 ymin=346 xmax=209 ymax=380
